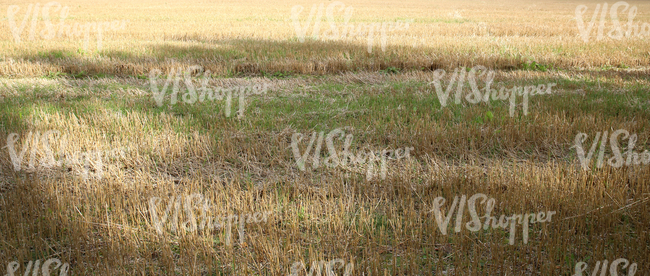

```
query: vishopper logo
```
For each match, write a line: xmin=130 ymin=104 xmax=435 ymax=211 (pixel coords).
xmin=148 ymin=66 xmax=269 ymax=118
xmin=2 ymin=130 xmax=128 ymax=180
xmin=7 ymin=2 xmax=128 ymax=51
xmin=288 ymin=258 xmax=353 ymax=276
xmin=428 ymin=66 xmax=556 ymax=117
xmin=572 ymin=258 xmax=638 ymax=276
xmin=572 ymin=129 xmax=650 ymax=170
xmin=148 ymin=193 xmax=272 ymax=246
xmin=575 ymin=1 xmax=650 ymax=42
xmin=290 ymin=1 xmax=411 ymax=53
xmin=4 ymin=258 xmax=69 ymax=276
xmin=291 ymin=127 xmax=413 ymax=181
xmin=429 ymin=193 xmax=556 ymax=245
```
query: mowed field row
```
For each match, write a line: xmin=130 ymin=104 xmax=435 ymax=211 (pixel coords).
xmin=1 ymin=0 xmax=650 ymax=77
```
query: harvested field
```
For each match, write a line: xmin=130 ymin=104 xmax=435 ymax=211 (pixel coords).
xmin=0 ymin=0 xmax=649 ymax=275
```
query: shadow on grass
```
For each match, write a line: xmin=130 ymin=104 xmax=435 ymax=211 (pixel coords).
xmin=12 ymin=37 xmax=534 ymax=78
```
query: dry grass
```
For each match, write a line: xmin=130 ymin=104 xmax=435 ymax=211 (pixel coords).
xmin=1 ymin=0 xmax=650 ymax=77
xmin=1 ymin=0 xmax=649 ymax=275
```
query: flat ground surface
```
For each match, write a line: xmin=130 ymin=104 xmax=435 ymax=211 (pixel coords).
xmin=0 ymin=0 xmax=649 ymax=275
